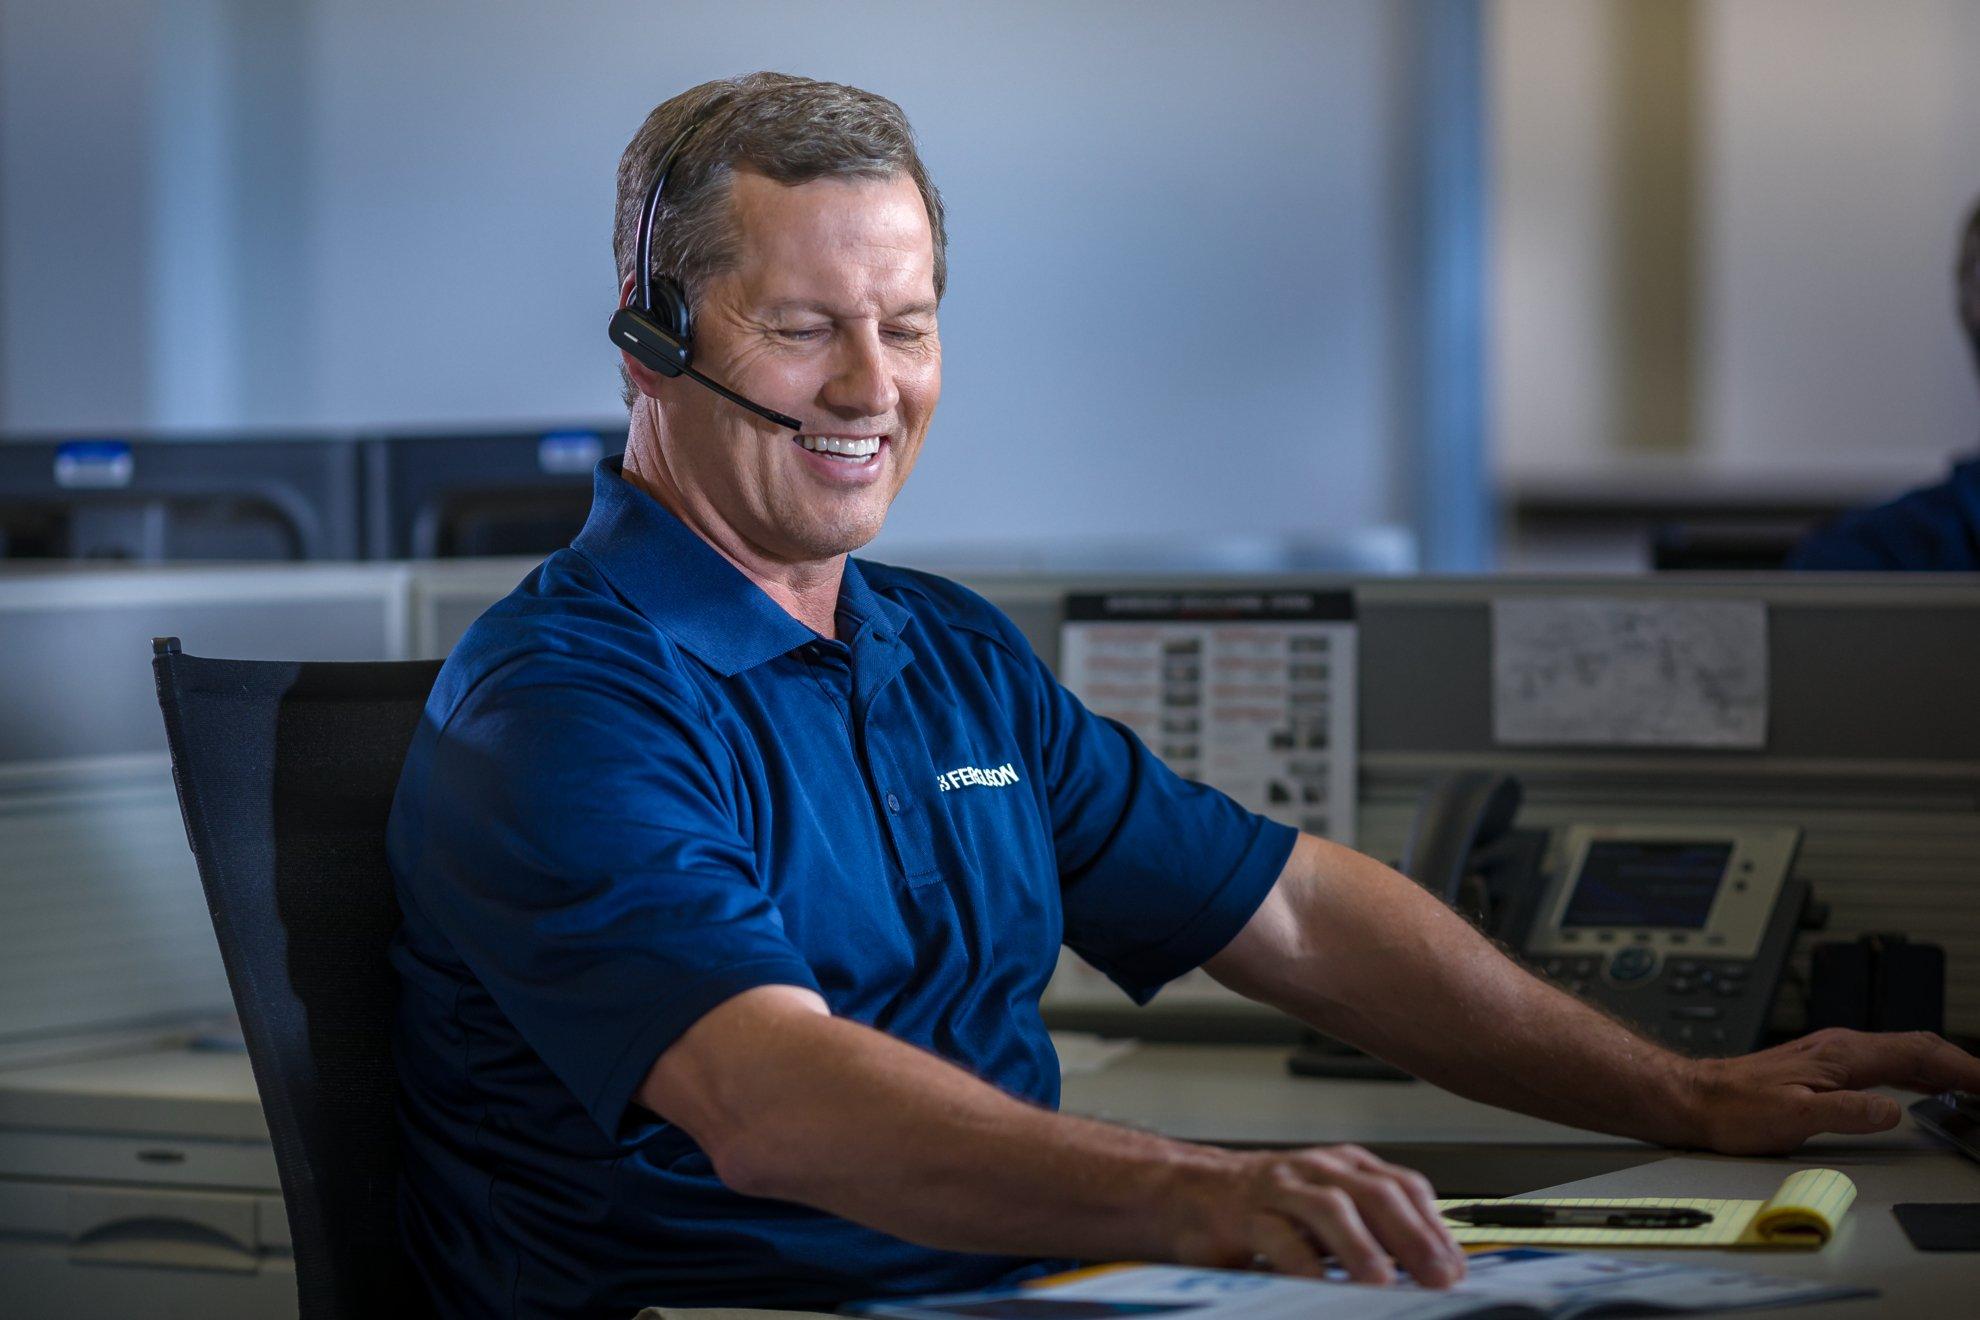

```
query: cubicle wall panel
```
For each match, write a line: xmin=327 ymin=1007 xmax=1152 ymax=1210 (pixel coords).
xmin=1358 ymin=590 xmax=1980 ymax=763
xmin=1769 ymin=607 xmax=1980 ymax=761
xmin=0 ymin=758 xmax=229 ymax=1042
xmin=0 ymin=567 xmax=409 ymax=761
xmin=405 ymin=557 xmax=541 ymax=659
xmin=0 ymin=565 xmax=410 ymax=1043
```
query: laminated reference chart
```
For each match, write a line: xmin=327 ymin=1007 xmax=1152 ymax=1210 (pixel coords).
xmin=1059 ymin=589 xmax=1359 ymax=846
xmin=1052 ymin=589 xmax=1358 ymax=1009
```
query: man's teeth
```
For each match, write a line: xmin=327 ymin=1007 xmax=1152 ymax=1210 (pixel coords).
xmin=798 ymin=435 xmax=882 ymax=459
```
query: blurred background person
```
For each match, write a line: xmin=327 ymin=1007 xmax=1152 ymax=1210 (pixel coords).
xmin=1788 ymin=198 xmax=1980 ymax=571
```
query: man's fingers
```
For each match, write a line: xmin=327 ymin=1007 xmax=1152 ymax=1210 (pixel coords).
xmin=1333 ymin=1151 xmax=1464 ymax=1286
xmin=1244 ymin=1213 xmax=1327 ymax=1279
xmin=1800 ymin=1086 xmax=1902 ymax=1136
xmin=1285 ymin=1185 xmax=1391 ymax=1284
xmin=1816 ymin=1029 xmax=1980 ymax=1094
xmin=1336 ymin=1170 xmax=1464 ymax=1289
xmin=1900 ymin=1033 xmax=1980 ymax=1094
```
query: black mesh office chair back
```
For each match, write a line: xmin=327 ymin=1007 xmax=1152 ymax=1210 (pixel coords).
xmin=151 ymin=637 xmax=443 ymax=1320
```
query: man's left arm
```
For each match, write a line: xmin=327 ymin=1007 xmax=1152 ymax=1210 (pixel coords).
xmin=1205 ymin=832 xmax=1980 ymax=1155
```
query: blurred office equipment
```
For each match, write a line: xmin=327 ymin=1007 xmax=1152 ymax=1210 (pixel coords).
xmin=0 ymin=435 xmax=362 ymax=561
xmin=869 ymin=528 xmax=1419 ymax=577
xmin=1500 ymin=472 xmax=1888 ymax=574
xmin=360 ymin=425 xmax=620 ymax=560
xmin=152 ymin=637 xmax=440 ymax=1320
xmin=1810 ymin=934 xmax=1947 ymax=1036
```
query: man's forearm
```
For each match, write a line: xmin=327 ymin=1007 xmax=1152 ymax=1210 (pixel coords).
xmin=1208 ymin=834 xmax=1705 ymax=1147
xmin=641 ymin=986 xmax=1467 ymax=1287
xmin=641 ymin=989 xmax=1232 ymax=1262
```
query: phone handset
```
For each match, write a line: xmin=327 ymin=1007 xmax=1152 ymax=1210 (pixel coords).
xmin=1286 ymin=771 xmax=1530 ymax=1082
xmin=1400 ymin=771 xmax=1525 ymax=906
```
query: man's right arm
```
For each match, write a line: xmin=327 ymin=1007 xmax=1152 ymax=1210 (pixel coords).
xmin=636 ymin=986 xmax=1465 ymax=1288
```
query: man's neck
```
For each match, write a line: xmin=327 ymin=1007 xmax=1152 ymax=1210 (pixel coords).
xmin=620 ymin=426 xmax=845 ymax=640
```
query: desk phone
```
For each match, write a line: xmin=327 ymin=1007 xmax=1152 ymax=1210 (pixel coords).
xmin=1514 ymin=824 xmax=1807 ymax=1056
xmin=1290 ymin=774 xmax=1812 ymax=1080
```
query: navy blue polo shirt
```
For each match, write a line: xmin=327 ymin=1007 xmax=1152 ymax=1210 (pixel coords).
xmin=1788 ymin=454 xmax=1980 ymax=570
xmin=387 ymin=458 xmax=1295 ymax=1319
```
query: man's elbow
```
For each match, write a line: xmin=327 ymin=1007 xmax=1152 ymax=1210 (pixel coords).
xmin=633 ymin=984 xmax=835 ymax=1202
xmin=704 ymin=1123 xmax=806 ymax=1201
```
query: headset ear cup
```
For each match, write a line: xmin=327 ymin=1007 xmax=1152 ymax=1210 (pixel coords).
xmin=650 ymin=278 xmax=693 ymax=354
xmin=608 ymin=306 xmax=690 ymax=378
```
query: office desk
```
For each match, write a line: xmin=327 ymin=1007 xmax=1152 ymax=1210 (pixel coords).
xmin=1063 ymin=1044 xmax=1980 ymax=1315
xmin=0 ymin=1040 xmax=289 ymax=1320
xmin=1061 ymin=1043 xmax=1931 ymax=1152
xmin=5 ymin=1040 xmax=1973 ymax=1318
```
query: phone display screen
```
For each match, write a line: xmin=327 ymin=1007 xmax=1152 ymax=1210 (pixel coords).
xmin=1560 ymin=840 xmax=1733 ymax=929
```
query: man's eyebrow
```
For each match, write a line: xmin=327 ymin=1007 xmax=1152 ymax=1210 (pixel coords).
xmin=760 ymin=298 xmax=938 ymax=318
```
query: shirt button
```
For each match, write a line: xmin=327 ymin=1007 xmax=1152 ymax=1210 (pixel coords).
xmin=885 ymin=793 xmax=902 ymax=814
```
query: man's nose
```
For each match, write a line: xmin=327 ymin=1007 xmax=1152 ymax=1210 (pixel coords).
xmin=822 ymin=325 xmax=899 ymax=419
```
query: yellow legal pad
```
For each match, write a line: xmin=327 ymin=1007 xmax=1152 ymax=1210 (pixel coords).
xmin=1436 ymin=1168 xmax=1857 ymax=1250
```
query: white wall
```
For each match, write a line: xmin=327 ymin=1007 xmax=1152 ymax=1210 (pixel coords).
xmin=1700 ymin=0 xmax=1980 ymax=476
xmin=1492 ymin=0 xmax=1980 ymax=490
xmin=0 ymin=0 xmax=1419 ymax=551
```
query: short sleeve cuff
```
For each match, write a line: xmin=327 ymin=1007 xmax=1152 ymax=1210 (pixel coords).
xmin=1108 ymin=817 xmax=1299 ymax=1005
xmin=587 ymin=955 xmax=823 ymax=1136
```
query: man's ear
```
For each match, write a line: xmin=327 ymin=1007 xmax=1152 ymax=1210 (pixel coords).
xmin=616 ymin=271 xmax=673 ymax=400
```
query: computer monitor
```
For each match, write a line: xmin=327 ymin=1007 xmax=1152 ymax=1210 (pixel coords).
xmin=0 ymin=434 xmax=362 ymax=561
xmin=361 ymin=424 xmax=621 ymax=559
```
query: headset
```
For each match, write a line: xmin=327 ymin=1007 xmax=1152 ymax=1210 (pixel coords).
xmin=607 ymin=123 xmax=805 ymax=432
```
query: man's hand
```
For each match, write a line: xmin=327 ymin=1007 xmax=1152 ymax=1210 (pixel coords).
xmin=1685 ymin=1028 xmax=1980 ymax=1156
xmin=1166 ymin=1144 xmax=1465 ymax=1288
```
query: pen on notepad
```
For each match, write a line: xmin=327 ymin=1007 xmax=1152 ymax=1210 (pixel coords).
xmin=1444 ymin=1203 xmax=1715 ymax=1229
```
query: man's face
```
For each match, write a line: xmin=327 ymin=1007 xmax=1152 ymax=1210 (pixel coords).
xmin=636 ymin=170 xmax=941 ymax=565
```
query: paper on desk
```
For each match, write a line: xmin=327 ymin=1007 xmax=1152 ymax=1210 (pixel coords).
xmin=854 ymin=1252 xmax=1872 ymax=1320
xmin=1048 ymin=1032 xmax=1137 ymax=1076
xmin=1438 ymin=1167 xmax=1857 ymax=1249
xmin=1491 ymin=597 xmax=1768 ymax=749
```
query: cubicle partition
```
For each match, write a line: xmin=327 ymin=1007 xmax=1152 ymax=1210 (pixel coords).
xmin=953 ymin=571 xmax=1980 ymax=1038
xmin=0 ymin=565 xmax=409 ymax=1049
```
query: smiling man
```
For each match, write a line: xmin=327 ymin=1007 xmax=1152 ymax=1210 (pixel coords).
xmin=386 ymin=73 xmax=1980 ymax=1320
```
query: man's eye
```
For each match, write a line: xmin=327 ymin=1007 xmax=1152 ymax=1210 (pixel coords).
xmin=883 ymin=327 xmax=929 ymax=343
xmin=775 ymin=326 xmax=828 ymax=342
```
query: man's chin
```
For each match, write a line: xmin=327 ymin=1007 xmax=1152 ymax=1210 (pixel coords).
xmin=785 ymin=516 xmax=888 ymax=564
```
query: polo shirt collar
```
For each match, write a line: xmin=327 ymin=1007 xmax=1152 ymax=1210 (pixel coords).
xmin=571 ymin=456 xmax=909 ymax=676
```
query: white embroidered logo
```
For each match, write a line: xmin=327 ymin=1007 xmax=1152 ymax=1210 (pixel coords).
xmin=936 ymin=762 xmax=1021 ymax=793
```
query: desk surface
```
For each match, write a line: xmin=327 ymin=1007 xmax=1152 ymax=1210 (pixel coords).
xmin=1060 ymin=1043 xmax=1934 ymax=1152
xmin=5 ymin=1038 xmax=1973 ymax=1315
xmin=1063 ymin=1045 xmax=1977 ymax=1316
xmin=1524 ymin=1153 xmax=1980 ymax=1318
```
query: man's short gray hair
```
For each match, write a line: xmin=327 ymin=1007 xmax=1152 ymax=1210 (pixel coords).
xmin=612 ymin=71 xmax=949 ymax=409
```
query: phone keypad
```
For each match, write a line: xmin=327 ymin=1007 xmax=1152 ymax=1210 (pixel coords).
xmin=1529 ymin=955 xmax=1758 ymax=1056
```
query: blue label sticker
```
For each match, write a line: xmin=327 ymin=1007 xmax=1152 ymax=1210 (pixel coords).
xmin=537 ymin=430 xmax=603 ymax=475
xmin=53 ymin=440 xmax=134 ymax=489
